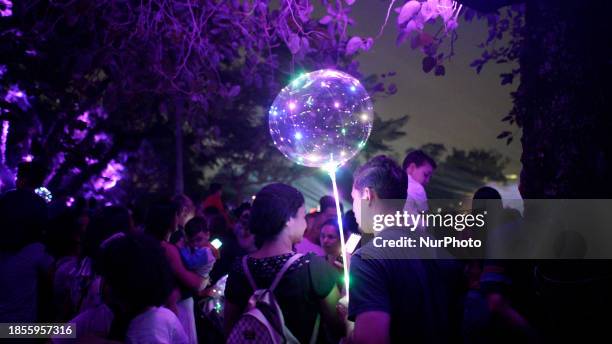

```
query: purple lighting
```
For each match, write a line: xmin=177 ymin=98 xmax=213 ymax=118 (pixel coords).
xmin=4 ymin=85 xmax=30 ymax=110
xmin=1 ymin=121 xmax=8 ymax=165
xmin=0 ymin=0 xmax=12 ymax=17
xmin=92 ymin=160 xmax=124 ymax=191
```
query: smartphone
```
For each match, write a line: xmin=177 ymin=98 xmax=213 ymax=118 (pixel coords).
xmin=345 ymin=233 xmax=361 ymax=254
xmin=210 ymin=238 xmax=223 ymax=249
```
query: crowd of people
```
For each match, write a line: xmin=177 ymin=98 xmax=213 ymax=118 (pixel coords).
xmin=1 ymin=152 xmax=610 ymax=343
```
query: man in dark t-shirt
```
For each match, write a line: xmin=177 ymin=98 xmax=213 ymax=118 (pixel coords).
xmin=348 ymin=231 xmax=464 ymax=343
xmin=348 ymin=156 xmax=464 ymax=343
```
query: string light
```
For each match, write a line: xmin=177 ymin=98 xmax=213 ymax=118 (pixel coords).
xmin=35 ymin=187 xmax=53 ymax=203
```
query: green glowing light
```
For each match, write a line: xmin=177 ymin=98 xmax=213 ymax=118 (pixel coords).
xmin=341 ymin=128 xmax=347 ymax=135
xmin=291 ymin=73 xmax=307 ymax=88
xmin=341 ymin=274 xmax=351 ymax=287
xmin=358 ymin=141 xmax=366 ymax=148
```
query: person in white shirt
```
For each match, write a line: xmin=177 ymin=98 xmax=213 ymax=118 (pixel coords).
xmin=402 ymin=150 xmax=437 ymax=213
xmin=126 ymin=306 xmax=188 ymax=344
xmin=98 ymin=234 xmax=188 ymax=343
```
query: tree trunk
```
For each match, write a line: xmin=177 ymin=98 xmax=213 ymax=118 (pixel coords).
xmin=515 ymin=0 xmax=612 ymax=198
xmin=174 ymin=104 xmax=184 ymax=196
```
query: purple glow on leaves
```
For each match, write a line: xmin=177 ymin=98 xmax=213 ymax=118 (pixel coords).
xmin=66 ymin=197 xmax=75 ymax=207
xmin=0 ymin=0 xmax=12 ymax=17
xmin=1 ymin=121 xmax=8 ymax=165
xmin=23 ymin=154 xmax=33 ymax=162
xmin=94 ymin=133 xmax=110 ymax=143
xmin=395 ymin=0 xmax=462 ymax=48
xmin=4 ymin=85 xmax=30 ymax=110
xmin=288 ymin=102 xmax=297 ymax=110
xmin=93 ymin=160 xmax=124 ymax=191
xmin=85 ymin=157 xmax=99 ymax=165
xmin=0 ymin=65 xmax=6 ymax=78
xmin=77 ymin=111 xmax=91 ymax=125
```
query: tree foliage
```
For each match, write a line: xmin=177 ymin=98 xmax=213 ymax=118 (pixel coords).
xmin=0 ymin=0 xmax=403 ymax=200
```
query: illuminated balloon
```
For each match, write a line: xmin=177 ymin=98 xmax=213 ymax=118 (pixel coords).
xmin=269 ymin=69 xmax=373 ymax=169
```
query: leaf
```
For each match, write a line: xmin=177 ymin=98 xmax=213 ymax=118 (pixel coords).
xmin=410 ymin=33 xmax=421 ymax=49
xmin=345 ymin=0 xmax=356 ymax=5
xmin=500 ymin=73 xmax=514 ymax=85
xmin=506 ymin=137 xmax=513 ymax=145
xmin=345 ymin=36 xmax=364 ymax=56
xmin=497 ymin=131 xmax=511 ymax=139
xmin=301 ymin=37 xmax=310 ymax=52
xmin=387 ymin=83 xmax=398 ymax=95
xmin=403 ymin=20 xmax=419 ymax=35
xmin=434 ymin=65 xmax=445 ymax=76
xmin=228 ymin=85 xmax=241 ymax=98
xmin=396 ymin=31 xmax=409 ymax=47
xmin=419 ymin=32 xmax=433 ymax=47
xmin=287 ymin=34 xmax=301 ymax=54
xmin=363 ymin=37 xmax=374 ymax=51
xmin=446 ymin=19 xmax=458 ymax=31
xmin=373 ymin=82 xmax=385 ymax=93
xmin=398 ymin=1 xmax=421 ymax=25
xmin=422 ymin=56 xmax=436 ymax=73
xmin=319 ymin=15 xmax=333 ymax=25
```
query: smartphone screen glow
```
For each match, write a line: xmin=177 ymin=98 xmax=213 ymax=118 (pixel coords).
xmin=345 ymin=233 xmax=361 ymax=254
xmin=211 ymin=238 xmax=223 ymax=249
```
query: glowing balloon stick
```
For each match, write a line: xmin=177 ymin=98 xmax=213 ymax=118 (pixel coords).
xmin=326 ymin=163 xmax=351 ymax=299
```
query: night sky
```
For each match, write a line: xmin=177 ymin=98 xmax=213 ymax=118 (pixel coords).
xmin=349 ymin=1 xmax=521 ymax=175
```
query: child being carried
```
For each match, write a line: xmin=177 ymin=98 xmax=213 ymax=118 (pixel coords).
xmin=180 ymin=217 xmax=216 ymax=284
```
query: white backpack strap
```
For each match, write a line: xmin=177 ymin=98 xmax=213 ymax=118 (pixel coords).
xmin=242 ymin=255 xmax=257 ymax=290
xmin=269 ymin=253 xmax=303 ymax=291
xmin=308 ymin=313 xmax=320 ymax=344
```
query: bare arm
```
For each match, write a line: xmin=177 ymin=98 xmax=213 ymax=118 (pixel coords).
xmin=319 ymin=285 xmax=347 ymax=339
xmin=163 ymin=243 xmax=207 ymax=292
xmin=352 ymin=311 xmax=391 ymax=344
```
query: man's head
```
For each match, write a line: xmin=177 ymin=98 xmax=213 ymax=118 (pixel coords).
xmin=319 ymin=195 xmax=344 ymax=219
xmin=16 ymin=160 xmax=47 ymax=190
xmin=352 ymin=155 xmax=407 ymax=227
xmin=402 ymin=150 xmax=436 ymax=186
xmin=472 ymin=186 xmax=504 ymax=215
